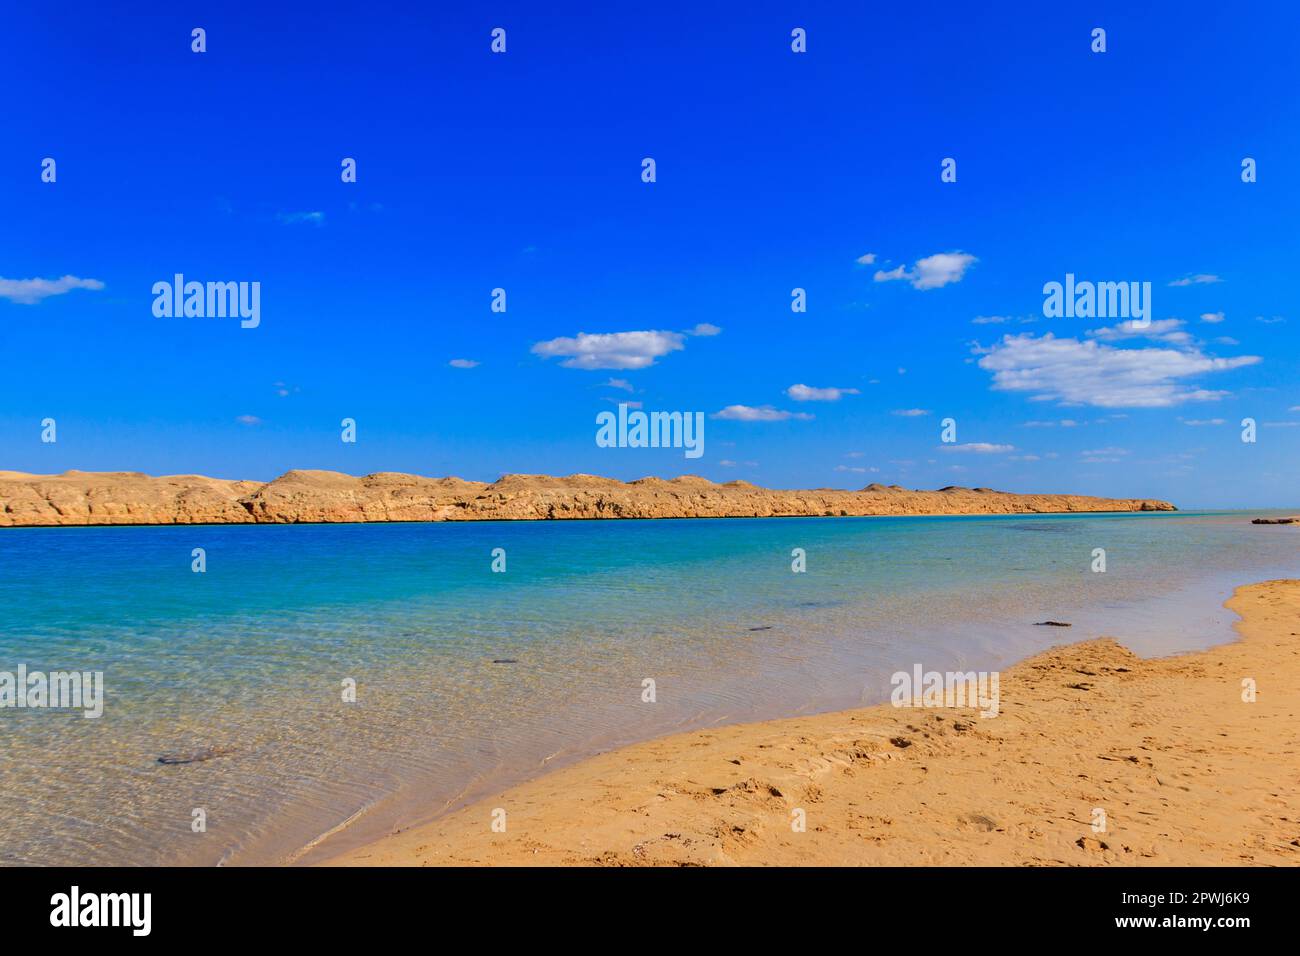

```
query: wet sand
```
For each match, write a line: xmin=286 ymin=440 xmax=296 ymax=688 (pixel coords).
xmin=328 ymin=579 xmax=1300 ymax=866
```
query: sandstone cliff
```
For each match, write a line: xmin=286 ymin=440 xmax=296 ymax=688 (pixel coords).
xmin=0 ymin=469 xmax=1176 ymax=527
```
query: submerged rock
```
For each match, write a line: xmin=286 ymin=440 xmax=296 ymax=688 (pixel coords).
xmin=157 ymin=746 xmax=236 ymax=766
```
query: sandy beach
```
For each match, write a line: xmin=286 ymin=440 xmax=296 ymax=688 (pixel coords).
xmin=328 ymin=579 xmax=1300 ymax=867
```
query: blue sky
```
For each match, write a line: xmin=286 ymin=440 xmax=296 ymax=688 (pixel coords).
xmin=3 ymin=1 xmax=1297 ymax=508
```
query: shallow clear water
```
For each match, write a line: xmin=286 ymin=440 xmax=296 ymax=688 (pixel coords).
xmin=0 ymin=511 xmax=1295 ymax=865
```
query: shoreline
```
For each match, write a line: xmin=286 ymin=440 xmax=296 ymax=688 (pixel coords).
xmin=324 ymin=579 xmax=1300 ymax=867
xmin=0 ymin=507 xmax=1191 ymax=532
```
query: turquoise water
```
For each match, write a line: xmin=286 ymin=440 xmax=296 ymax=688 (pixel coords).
xmin=0 ymin=511 xmax=1296 ymax=865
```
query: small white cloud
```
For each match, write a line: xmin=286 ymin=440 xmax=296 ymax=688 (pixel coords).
xmin=605 ymin=377 xmax=634 ymax=392
xmin=1181 ymin=418 xmax=1225 ymax=426
xmin=874 ymin=251 xmax=976 ymax=290
xmin=1168 ymin=274 xmax=1221 ymax=287
xmin=1200 ymin=311 xmax=1225 ymax=324
xmin=277 ymin=211 xmax=325 ymax=226
xmin=855 ymin=252 xmax=877 ymax=266
xmin=787 ymin=384 xmax=860 ymax=402
xmin=1256 ymin=315 xmax=1286 ymax=325
xmin=891 ymin=408 xmax=931 ymax=417
xmin=686 ymin=322 xmax=722 ymax=336
xmin=940 ymin=443 xmax=1014 ymax=454
xmin=1087 ymin=318 xmax=1191 ymax=345
xmin=235 ymin=415 xmax=262 ymax=426
xmin=449 ymin=358 xmax=479 ymax=368
xmin=714 ymin=404 xmax=813 ymax=422
xmin=972 ymin=315 xmax=1010 ymax=325
xmin=532 ymin=330 xmax=685 ymax=370
xmin=1215 ymin=336 xmax=1240 ymax=345
xmin=0 ymin=275 xmax=105 ymax=305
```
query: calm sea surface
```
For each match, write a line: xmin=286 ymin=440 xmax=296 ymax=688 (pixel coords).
xmin=0 ymin=511 xmax=1296 ymax=865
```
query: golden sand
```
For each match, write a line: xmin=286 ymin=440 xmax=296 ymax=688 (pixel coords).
xmin=329 ymin=580 xmax=1300 ymax=866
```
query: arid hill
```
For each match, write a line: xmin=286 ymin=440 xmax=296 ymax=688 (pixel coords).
xmin=0 ymin=470 xmax=1175 ymax=527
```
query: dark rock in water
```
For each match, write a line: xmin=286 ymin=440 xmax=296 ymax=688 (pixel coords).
xmin=1252 ymin=516 xmax=1297 ymax=524
xmin=491 ymin=658 xmax=518 ymax=664
xmin=748 ymin=625 xmax=774 ymax=631
xmin=1034 ymin=621 xmax=1072 ymax=627
xmin=157 ymin=746 xmax=236 ymax=765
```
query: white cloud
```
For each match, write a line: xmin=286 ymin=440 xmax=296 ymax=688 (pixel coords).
xmin=714 ymin=404 xmax=813 ymax=422
xmin=449 ymin=358 xmax=479 ymax=368
xmin=0 ymin=275 xmax=105 ymax=304
xmin=1168 ymin=274 xmax=1221 ymax=287
xmin=277 ymin=211 xmax=325 ymax=226
xmin=1200 ymin=311 xmax=1225 ymax=324
xmin=855 ymin=252 xmax=877 ymax=265
xmin=605 ymin=377 xmax=634 ymax=392
xmin=1076 ymin=447 xmax=1128 ymax=463
xmin=891 ymin=408 xmax=931 ymax=417
xmin=972 ymin=315 xmax=1010 ymax=325
xmin=1079 ymin=446 xmax=1129 ymax=463
xmin=787 ymin=384 xmax=860 ymax=402
xmin=235 ymin=414 xmax=262 ymax=426
xmin=1086 ymin=318 xmax=1191 ymax=345
xmin=975 ymin=332 xmax=1261 ymax=408
xmin=940 ymin=443 xmax=1014 ymax=454
xmin=532 ymin=330 xmax=685 ymax=370
xmin=1182 ymin=418 xmax=1225 ymax=426
xmin=1215 ymin=336 xmax=1239 ymax=345
xmin=874 ymin=251 xmax=977 ymax=290
xmin=1256 ymin=315 xmax=1286 ymax=324
xmin=687 ymin=322 xmax=722 ymax=336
